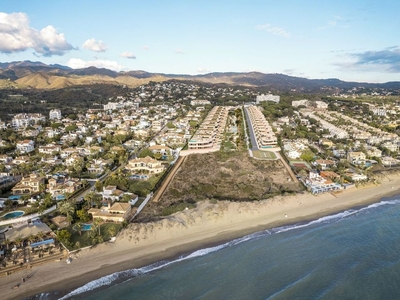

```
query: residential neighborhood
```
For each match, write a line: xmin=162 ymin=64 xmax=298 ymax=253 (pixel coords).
xmin=2 ymin=79 xmax=400 ymax=278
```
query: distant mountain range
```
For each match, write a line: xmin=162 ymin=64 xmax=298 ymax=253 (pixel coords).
xmin=0 ymin=60 xmax=400 ymax=92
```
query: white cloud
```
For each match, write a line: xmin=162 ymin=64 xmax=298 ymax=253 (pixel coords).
xmin=175 ymin=49 xmax=184 ymax=54
xmin=82 ymin=38 xmax=107 ymax=52
xmin=316 ymin=16 xmax=350 ymax=31
xmin=143 ymin=45 xmax=149 ymax=51
xmin=256 ymin=24 xmax=291 ymax=38
xmin=66 ymin=58 xmax=125 ymax=71
xmin=120 ymin=51 xmax=136 ymax=59
xmin=197 ymin=68 xmax=211 ymax=73
xmin=0 ymin=12 xmax=74 ymax=56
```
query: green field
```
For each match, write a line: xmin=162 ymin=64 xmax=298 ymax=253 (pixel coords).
xmin=252 ymin=150 xmax=277 ymax=160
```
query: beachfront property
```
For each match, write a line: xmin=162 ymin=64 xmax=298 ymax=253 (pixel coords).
xmin=305 ymin=170 xmax=341 ymax=194
xmin=125 ymin=156 xmax=165 ymax=174
xmin=12 ymin=173 xmax=45 ymax=195
xmin=88 ymin=202 xmax=134 ymax=223
xmin=246 ymin=105 xmax=277 ymax=148
xmin=188 ymin=106 xmax=229 ymax=150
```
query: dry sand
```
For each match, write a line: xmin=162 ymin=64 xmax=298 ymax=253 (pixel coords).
xmin=3 ymin=173 xmax=400 ymax=300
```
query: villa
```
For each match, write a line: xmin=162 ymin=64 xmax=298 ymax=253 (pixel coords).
xmin=88 ymin=202 xmax=134 ymax=223
xmin=16 ymin=140 xmax=35 ymax=154
xmin=47 ymin=176 xmax=83 ymax=199
xmin=12 ymin=173 xmax=45 ymax=195
xmin=125 ymin=156 xmax=164 ymax=174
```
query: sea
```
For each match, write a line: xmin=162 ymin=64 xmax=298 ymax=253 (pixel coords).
xmin=35 ymin=195 xmax=400 ymax=300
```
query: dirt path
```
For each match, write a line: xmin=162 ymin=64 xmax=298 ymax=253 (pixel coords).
xmin=275 ymin=151 xmax=298 ymax=182
xmin=152 ymin=156 xmax=187 ymax=203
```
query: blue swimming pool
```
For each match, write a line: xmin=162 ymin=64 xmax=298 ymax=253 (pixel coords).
xmin=1 ymin=211 xmax=24 ymax=220
xmin=82 ymin=223 xmax=92 ymax=231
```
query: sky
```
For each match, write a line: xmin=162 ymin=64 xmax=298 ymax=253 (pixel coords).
xmin=0 ymin=0 xmax=400 ymax=83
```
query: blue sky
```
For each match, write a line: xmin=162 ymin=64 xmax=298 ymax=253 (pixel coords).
xmin=0 ymin=0 xmax=399 ymax=83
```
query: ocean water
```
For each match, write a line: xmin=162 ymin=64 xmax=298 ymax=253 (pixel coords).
xmin=43 ymin=196 xmax=400 ymax=300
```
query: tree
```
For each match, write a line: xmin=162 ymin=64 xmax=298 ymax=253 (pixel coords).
xmin=138 ymin=148 xmax=153 ymax=158
xmin=56 ymin=229 xmax=71 ymax=247
xmin=58 ymin=201 xmax=75 ymax=225
xmin=166 ymin=122 xmax=175 ymax=129
xmin=27 ymin=234 xmax=36 ymax=245
xmin=84 ymin=191 xmax=95 ymax=208
xmin=4 ymin=199 xmax=14 ymax=210
xmin=75 ymin=223 xmax=83 ymax=236
xmin=93 ymin=218 xmax=102 ymax=236
xmin=76 ymin=209 xmax=90 ymax=222
xmin=300 ymin=149 xmax=315 ymax=163
xmin=93 ymin=194 xmax=103 ymax=208
xmin=72 ymin=157 xmax=85 ymax=177
xmin=153 ymin=152 xmax=162 ymax=160
xmin=51 ymin=122 xmax=63 ymax=129
xmin=108 ymin=226 xmax=117 ymax=238
xmin=95 ymin=180 xmax=103 ymax=192
xmin=65 ymin=124 xmax=78 ymax=132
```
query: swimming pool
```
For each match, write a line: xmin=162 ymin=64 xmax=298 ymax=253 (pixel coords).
xmin=82 ymin=223 xmax=92 ymax=231
xmin=1 ymin=211 xmax=25 ymax=220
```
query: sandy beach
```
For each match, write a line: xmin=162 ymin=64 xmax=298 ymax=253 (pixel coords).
xmin=3 ymin=173 xmax=400 ymax=300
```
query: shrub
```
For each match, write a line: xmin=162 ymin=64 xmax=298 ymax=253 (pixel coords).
xmin=161 ymin=202 xmax=196 ymax=216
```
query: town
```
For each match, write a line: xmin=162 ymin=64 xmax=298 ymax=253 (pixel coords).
xmin=1 ymin=80 xmax=400 ymax=276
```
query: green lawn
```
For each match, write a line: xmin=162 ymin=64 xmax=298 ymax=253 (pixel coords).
xmin=252 ymin=150 xmax=277 ymax=160
xmin=68 ymin=222 xmax=123 ymax=250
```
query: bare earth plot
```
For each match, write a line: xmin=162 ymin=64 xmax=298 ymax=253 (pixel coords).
xmin=136 ymin=151 xmax=304 ymax=221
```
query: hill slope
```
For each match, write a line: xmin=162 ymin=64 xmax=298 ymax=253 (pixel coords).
xmin=1 ymin=60 xmax=400 ymax=91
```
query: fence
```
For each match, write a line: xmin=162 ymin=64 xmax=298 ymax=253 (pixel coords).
xmin=129 ymin=192 xmax=153 ymax=222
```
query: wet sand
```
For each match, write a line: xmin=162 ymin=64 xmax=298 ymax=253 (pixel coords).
xmin=3 ymin=173 xmax=400 ymax=300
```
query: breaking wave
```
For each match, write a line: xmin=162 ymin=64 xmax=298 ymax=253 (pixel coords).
xmin=59 ymin=198 xmax=400 ymax=299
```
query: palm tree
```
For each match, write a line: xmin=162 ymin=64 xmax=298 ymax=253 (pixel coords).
xmin=27 ymin=234 xmax=36 ymax=245
xmin=93 ymin=218 xmax=102 ymax=236
xmin=58 ymin=201 xmax=75 ymax=225
xmin=84 ymin=192 xmax=95 ymax=209
xmin=75 ymin=223 xmax=83 ymax=236
xmin=14 ymin=237 xmax=23 ymax=249
xmin=108 ymin=226 xmax=117 ymax=238
xmin=36 ymin=231 xmax=45 ymax=241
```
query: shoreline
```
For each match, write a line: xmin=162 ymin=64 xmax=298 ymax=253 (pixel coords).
xmin=4 ymin=174 xmax=400 ymax=300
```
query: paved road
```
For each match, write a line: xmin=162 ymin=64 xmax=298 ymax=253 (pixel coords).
xmin=243 ymin=106 xmax=259 ymax=151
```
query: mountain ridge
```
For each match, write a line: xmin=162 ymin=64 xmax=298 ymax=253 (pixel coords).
xmin=0 ymin=60 xmax=399 ymax=92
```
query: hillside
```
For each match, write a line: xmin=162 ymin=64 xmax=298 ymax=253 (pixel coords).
xmin=1 ymin=60 xmax=400 ymax=92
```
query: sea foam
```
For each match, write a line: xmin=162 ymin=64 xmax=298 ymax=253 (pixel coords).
xmin=59 ymin=198 xmax=400 ymax=299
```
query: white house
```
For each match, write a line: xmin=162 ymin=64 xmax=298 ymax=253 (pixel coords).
xmin=49 ymin=109 xmax=62 ymax=120
xmin=256 ymin=94 xmax=280 ymax=104
xmin=16 ymin=140 xmax=35 ymax=154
